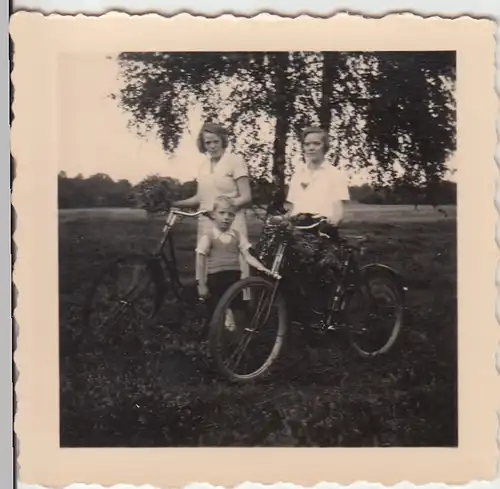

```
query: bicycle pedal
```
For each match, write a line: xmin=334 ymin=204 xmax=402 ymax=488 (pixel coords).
xmin=327 ymin=322 xmax=343 ymax=331
xmin=310 ymin=322 xmax=328 ymax=331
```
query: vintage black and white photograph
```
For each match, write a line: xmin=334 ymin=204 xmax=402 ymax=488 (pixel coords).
xmin=57 ymin=48 xmax=459 ymax=448
xmin=12 ymin=12 xmax=499 ymax=486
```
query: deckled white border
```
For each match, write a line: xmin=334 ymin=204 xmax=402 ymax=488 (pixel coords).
xmin=14 ymin=483 xmax=500 ymax=489
xmin=10 ymin=0 xmax=500 ymax=17
xmin=10 ymin=7 xmax=500 ymax=489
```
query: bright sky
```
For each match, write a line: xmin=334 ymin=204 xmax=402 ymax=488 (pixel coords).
xmin=59 ymin=53 xmax=205 ymax=184
xmin=58 ymin=54 xmax=456 ymax=186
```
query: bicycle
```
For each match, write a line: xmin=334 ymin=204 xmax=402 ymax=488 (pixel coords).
xmin=82 ymin=207 xmax=209 ymax=348
xmin=208 ymin=213 xmax=408 ymax=383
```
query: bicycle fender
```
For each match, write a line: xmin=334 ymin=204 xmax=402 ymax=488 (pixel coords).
xmin=359 ymin=263 xmax=409 ymax=302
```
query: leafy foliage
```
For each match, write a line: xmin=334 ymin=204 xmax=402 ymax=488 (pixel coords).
xmin=129 ymin=174 xmax=183 ymax=213
xmin=361 ymin=52 xmax=456 ymax=191
xmin=58 ymin=171 xmax=133 ymax=208
xmin=113 ymin=50 xmax=456 ymax=206
xmin=258 ymin=215 xmax=344 ymax=283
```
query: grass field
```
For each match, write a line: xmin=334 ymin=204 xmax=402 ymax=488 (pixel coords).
xmin=59 ymin=204 xmax=457 ymax=447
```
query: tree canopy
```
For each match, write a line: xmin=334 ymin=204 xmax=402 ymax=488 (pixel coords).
xmin=58 ymin=171 xmax=133 ymax=208
xmin=112 ymin=51 xmax=456 ymax=205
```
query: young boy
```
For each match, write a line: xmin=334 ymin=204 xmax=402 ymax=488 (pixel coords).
xmin=195 ymin=196 xmax=275 ymax=322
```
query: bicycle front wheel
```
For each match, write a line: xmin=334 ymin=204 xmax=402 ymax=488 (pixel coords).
xmin=82 ymin=253 xmax=164 ymax=350
xmin=343 ymin=265 xmax=404 ymax=358
xmin=208 ymin=276 xmax=288 ymax=383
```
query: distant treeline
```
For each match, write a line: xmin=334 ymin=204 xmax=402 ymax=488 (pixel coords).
xmin=348 ymin=181 xmax=456 ymax=206
xmin=58 ymin=172 xmax=195 ymax=210
xmin=58 ymin=172 xmax=457 ymax=210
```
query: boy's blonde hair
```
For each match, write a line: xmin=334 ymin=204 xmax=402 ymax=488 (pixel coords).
xmin=212 ymin=195 xmax=236 ymax=212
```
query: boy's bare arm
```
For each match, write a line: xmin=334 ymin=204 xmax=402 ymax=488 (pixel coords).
xmin=195 ymin=253 xmax=209 ymax=298
xmin=241 ymin=249 xmax=278 ymax=277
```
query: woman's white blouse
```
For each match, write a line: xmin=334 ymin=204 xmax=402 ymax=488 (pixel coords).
xmin=196 ymin=152 xmax=249 ymax=211
xmin=287 ymin=161 xmax=350 ymax=224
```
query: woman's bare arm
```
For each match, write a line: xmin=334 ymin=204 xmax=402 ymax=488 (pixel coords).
xmin=232 ymin=176 xmax=252 ymax=209
xmin=283 ymin=201 xmax=294 ymax=214
xmin=329 ymin=200 xmax=344 ymax=225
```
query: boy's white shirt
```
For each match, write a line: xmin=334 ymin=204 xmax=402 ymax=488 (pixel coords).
xmin=287 ymin=160 xmax=350 ymax=224
xmin=196 ymin=224 xmax=251 ymax=255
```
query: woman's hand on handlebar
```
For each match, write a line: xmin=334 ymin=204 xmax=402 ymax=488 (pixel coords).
xmin=267 ymin=214 xmax=286 ymax=226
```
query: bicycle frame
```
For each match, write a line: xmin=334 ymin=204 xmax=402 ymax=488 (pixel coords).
xmin=151 ymin=207 xmax=208 ymax=300
xmin=261 ymin=217 xmax=364 ymax=327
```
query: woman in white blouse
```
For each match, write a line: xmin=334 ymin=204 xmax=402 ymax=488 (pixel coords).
xmin=285 ymin=126 xmax=350 ymax=234
xmin=173 ymin=122 xmax=252 ymax=281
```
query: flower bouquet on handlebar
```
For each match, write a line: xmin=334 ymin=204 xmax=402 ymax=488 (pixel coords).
xmin=207 ymin=210 xmax=408 ymax=383
xmin=258 ymin=213 xmax=344 ymax=320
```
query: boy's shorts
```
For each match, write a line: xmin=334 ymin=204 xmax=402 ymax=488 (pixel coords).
xmin=206 ymin=270 xmax=244 ymax=314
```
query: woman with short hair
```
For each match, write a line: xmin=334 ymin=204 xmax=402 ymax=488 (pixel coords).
xmin=285 ymin=126 xmax=350 ymax=237
xmin=173 ymin=122 xmax=253 ymax=283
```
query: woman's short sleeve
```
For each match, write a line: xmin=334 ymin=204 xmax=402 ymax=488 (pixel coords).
xmin=230 ymin=154 xmax=249 ymax=180
xmin=194 ymin=159 xmax=206 ymax=182
xmin=329 ymin=167 xmax=351 ymax=201
xmin=286 ymin=171 xmax=300 ymax=204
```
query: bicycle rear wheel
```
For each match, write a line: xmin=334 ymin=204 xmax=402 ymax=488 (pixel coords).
xmin=208 ymin=276 xmax=288 ymax=383
xmin=343 ymin=265 xmax=404 ymax=358
xmin=82 ymin=253 xmax=165 ymax=350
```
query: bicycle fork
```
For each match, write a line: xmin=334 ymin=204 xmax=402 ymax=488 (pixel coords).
xmin=324 ymin=253 xmax=354 ymax=330
xmin=246 ymin=241 xmax=286 ymax=332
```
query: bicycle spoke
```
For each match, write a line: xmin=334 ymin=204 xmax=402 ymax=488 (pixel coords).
xmin=84 ymin=255 xmax=162 ymax=352
xmin=246 ymin=297 xmax=265 ymax=331
xmin=93 ymin=300 xmax=130 ymax=330
xmin=210 ymin=276 xmax=287 ymax=381
xmin=223 ymin=331 xmax=253 ymax=371
xmin=247 ymin=288 xmax=275 ymax=332
xmin=346 ymin=273 xmax=403 ymax=356
xmin=94 ymin=274 xmax=153 ymax=327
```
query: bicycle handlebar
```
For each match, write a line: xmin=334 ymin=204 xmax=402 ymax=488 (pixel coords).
xmin=267 ymin=214 xmax=327 ymax=231
xmin=294 ymin=219 xmax=326 ymax=230
xmin=170 ymin=208 xmax=209 ymax=218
